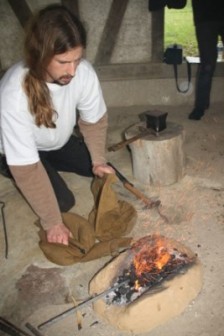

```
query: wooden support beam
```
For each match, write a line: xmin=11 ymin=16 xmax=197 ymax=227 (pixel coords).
xmin=61 ymin=0 xmax=79 ymax=18
xmin=151 ymin=9 xmax=164 ymax=62
xmin=94 ymin=0 xmax=129 ymax=65
xmin=7 ymin=0 xmax=32 ymax=28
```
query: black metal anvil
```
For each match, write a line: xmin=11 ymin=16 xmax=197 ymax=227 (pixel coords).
xmin=144 ymin=110 xmax=168 ymax=133
xmin=107 ymin=110 xmax=169 ymax=152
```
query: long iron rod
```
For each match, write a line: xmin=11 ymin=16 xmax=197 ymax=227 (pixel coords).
xmin=0 ymin=201 xmax=8 ymax=258
xmin=38 ymin=280 xmax=128 ymax=330
xmin=25 ymin=323 xmax=44 ymax=336
xmin=0 ymin=317 xmax=31 ymax=336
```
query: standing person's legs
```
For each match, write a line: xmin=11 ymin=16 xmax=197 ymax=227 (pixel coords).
xmin=39 ymin=135 xmax=93 ymax=212
xmin=189 ymin=22 xmax=218 ymax=120
xmin=219 ymin=23 xmax=224 ymax=50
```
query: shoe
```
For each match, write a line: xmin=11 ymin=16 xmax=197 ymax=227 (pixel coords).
xmin=188 ymin=108 xmax=204 ymax=120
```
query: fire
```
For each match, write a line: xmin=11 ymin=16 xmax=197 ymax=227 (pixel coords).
xmin=133 ymin=237 xmax=171 ymax=278
xmin=155 ymin=251 xmax=170 ymax=270
xmin=134 ymin=280 xmax=141 ymax=290
xmin=106 ymin=234 xmax=196 ymax=306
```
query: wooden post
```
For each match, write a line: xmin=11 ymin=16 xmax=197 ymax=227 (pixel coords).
xmin=125 ymin=122 xmax=185 ymax=186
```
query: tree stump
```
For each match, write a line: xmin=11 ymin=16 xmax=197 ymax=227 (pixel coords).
xmin=125 ymin=122 xmax=185 ymax=186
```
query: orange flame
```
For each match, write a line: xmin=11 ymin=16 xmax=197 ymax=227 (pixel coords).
xmin=155 ymin=251 xmax=170 ymax=270
xmin=134 ymin=280 xmax=141 ymax=290
xmin=133 ymin=238 xmax=171 ymax=277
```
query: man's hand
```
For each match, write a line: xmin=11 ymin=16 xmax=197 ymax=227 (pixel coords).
xmin=46 ymin=223 xmax=72 ymax=245
xmin=92 ymin=163 xmax=114 ymax=178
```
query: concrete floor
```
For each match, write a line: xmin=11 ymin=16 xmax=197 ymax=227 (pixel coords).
xmin=0 ymin=103 xmax=224 ymax=336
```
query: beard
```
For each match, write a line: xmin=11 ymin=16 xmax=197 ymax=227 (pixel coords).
xmin=56 ymin=74 xmax=74 ymax=85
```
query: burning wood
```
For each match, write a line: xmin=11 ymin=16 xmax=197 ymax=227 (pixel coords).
xmin=105 ymin=235 xmax=196 ymax=305
xmin=89 ymin=234 xmax=202 ymax=334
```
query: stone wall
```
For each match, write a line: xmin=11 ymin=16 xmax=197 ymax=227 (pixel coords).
xmin=0 ymin=0 xmax=223 ymax=107
xmin=0 ymin=0 xmax=152 ymax=70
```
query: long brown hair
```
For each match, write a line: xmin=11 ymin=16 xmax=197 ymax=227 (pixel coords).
xmin=23 ymin=4 xmax=86 ymax=128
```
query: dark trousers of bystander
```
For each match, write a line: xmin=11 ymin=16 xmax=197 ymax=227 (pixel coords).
xmin=190 ymin=21 xmax=224 ymax=120
xmin=195 ymin=22 xmax=224 ymax=109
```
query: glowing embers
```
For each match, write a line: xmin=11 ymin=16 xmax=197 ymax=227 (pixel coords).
xmin=106 ymin=235 xmax=196 ymax=305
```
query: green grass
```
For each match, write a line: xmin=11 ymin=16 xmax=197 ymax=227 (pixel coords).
xmin=165 ymin=2 xmax=198 ymax=56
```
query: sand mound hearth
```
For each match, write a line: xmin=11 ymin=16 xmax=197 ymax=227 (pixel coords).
xmin=89 ymin=235 xmax=203 ymax=334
